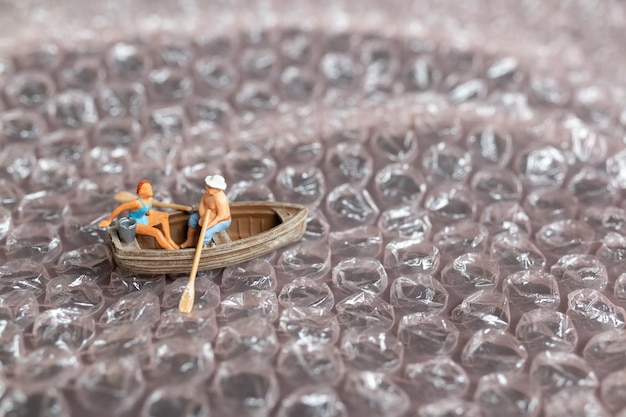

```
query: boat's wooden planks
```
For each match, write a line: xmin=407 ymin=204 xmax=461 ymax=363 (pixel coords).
xmin=108 ymin=201 xmax=307 ymax=273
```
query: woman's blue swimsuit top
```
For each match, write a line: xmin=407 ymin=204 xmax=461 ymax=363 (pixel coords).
xmin=129 ymin=199 xmax=151 ymax=225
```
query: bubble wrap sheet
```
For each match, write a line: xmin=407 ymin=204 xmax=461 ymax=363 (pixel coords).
xmin=0 ymin=1 xmax=626 ymax=416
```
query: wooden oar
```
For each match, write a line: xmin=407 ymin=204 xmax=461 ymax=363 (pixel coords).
xmin=178 ymin=213 xmax=210 ymax=313
xmin=114 ymin=191 xmax=194 ymax=212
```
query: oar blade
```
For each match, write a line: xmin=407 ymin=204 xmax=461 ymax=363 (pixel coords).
xmin=178 ymin=284 xmax=195 ymax=313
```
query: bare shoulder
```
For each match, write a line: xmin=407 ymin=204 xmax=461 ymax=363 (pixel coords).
xmin=217 ymin=191 xmax=230 ymax=211
xmin=125 ymin=199 xmax=143 ymax=210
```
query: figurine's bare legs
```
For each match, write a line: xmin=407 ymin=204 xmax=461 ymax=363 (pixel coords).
xmin=179 ymin=226 xmax=199 ymax=249
xmin=147 ymin=211 xmax=179 ymax=249
xmin=137 ymin=224 xmax=179 ymax=250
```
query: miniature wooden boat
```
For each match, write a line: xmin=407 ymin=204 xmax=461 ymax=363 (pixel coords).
xmin=108 ymin=201 xmax=307 ymax=274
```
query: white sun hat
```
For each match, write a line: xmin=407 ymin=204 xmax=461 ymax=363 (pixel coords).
xmin=205 ymin=174 xmax=227 ymax=190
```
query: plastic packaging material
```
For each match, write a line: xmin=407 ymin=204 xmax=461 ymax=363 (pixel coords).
xmin=377 ymin=206 xmax=431 ymax=241
xmin=600 ymin=369 xmax=626 ymax=413
xmin=276 ymin=240 xmax=331 ymax=281
xmin=0 ymin=207 xmax=11 ymax=243
xmin=155 ymin=308 xmax=216 ymax=342
xmin=278 ymin=306 xmax=340 ymax=345
xmin=582 ymin=330 xmax=626 ymax=378
xmin=389 ymin=274 xmax=448 ymax=314
xmin=0 ymin=388 xmax=70 ymax=417
xmin=370 ymin=125 xmax=419 ymax=168
xmin=470 ymin=167 xmax=522 ymax=208
xmin=544 ymin=389 xmax=611 ymax=417
xmin=480 ymin=201 xmax=531 ymax=236
xmin=374 ymin=163 xmax=427 ymax=209
xmin=474 ymin=373 xmax=541 ymax=417
xmin=18 ymin=190 xmax=70 ymax=223
xmin=404 ymin=358 xmax=469 ymax=402
xmin=1 ymin=0 xmax=626 ymax=414
xmin=422 ymin=142 xmax=472 ymax=184
xmin=5 ymin=222 xmax=62 ymax=264
xmin=515 ymin=309 xmax=578 ymax=355
xmin=490 ymin=233 xmax=546 ymax=276
xmin=614 ymin=273 xmax=626 ymax=301
xmin=161 ymin=276 xmax=220 ymax=311
xmin=45 ymin=275 xmax=105 ymax=316
xmin=147 ymin=337 xmax=214 ymax=385
xmin=516 ymin=145 xmax=568 ymax=188
xmin=432 ymin=221 xmax=488 ymax=261
xmin=108 ymin=267 xmax=166 ymax=296
xmin=301 ymin=209 xmax=330 ymax=242
xmin=535 ymin=219 xmax=595 ymax=264
xmin=214 ymin=316 xmax=278 ymax=361
xmin=529 ymin=351 xmax=598 ymax=396
xmin=397 ymin=313 xmax=459 ymax=358
xmin=466 ymin=126 xmax=513 ymax=167
xmin=33 ymin=308 xmax=95 ymax=351
xmin=224 ymin=148 xmax=277 ymax=185
xmin=276 ymin=386 xmax=347 ymax=417
xmin=441 ymin=252 xmax=500 ymax=297
xmin=277 ymin=341 xmax=344 ymax=385
xmin=0 ymin=319 xmax=24 ymax=371
xmin=417 ymin=399 xmax=482 ymax=417
xmin=342 ymin=371 xmax=409 ymax=417
xmin=461 ymin=329 xmax=528 ymax=375
xmin=54 ymin=243 xmax=113 ymax=281
xmin=140 ymin=385 xmax=210 ymax=417
xmin=340 ymin=328 xmax=403 ymax=373
xmin=424 ymin=183 xmax=477 ymax=227
xmin=76 ymin=356 xmax=146 ymax=415
xmin=220 ymin=290 xmax=279 ymax=323
xmin=13 ymin=346 xmax=80 ymax=393
xmin=329 ymin=225 xmax=383 ymax=259
xmin=331 ymin=257 xmax=388 ymax=296
xmin=211 ymin=358 xmax=279 ymax=417
xmin=335 ymin=292 xmax=395 ymax=331
xmin=0 ymin=290 xmax=38 ymax=328
xmin=596 ymin=232 xmax=626 ymax=282
xmin=275 ymin=165 xmax=326 ymax=207
xmin=277 ymin=277 xmax=335 ymax=312
xmin=451 ymin=290 xmax=510 ymax=332
xmin=567 ymin=167 xmax=618 ymax=207
xmin=580 ymin=206 xmax=626 ymax=239
xmin=566 ymin=289 xmax=626 ymax=336
xmin=324 ymin=142 xmax=373 ymax=189
xmin=383 ymin=239 xmax=440 ymax=276
xmin=325 ymin=184 xmax=379 ymax=230
xmin=503 ymin=270 xmax=561 ymax=313
xmin=99 ymin=290 xmax=161 ymax=327
xmin=221 ymin=258 xmax=277 ymax=295
xmin=550 ymin=254 xmax=608 ymax=293
xmin=87 ymin=324 xmax=152 ymax=365
xmin=523 ymin=188 xmax=578 ymax=229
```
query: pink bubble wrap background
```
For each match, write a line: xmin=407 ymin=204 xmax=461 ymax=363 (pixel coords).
xmin=0 ymin=1 xmax=626 ymax=416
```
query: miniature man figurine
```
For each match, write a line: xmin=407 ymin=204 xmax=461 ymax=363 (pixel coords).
xmin=180 ymin=175 xmax=232 ymax=248
xmin=99 ymin=179 xmax=180 ymax=250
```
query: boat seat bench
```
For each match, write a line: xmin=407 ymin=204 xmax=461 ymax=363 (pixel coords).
xmin=213 ymin=231 xmax=232 ymax=245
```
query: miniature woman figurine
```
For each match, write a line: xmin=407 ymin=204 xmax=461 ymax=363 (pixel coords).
xmin=99 ymin=179 xmax=180 ymax=250
xmin=180 ymin=175 xmax=232 ymax=248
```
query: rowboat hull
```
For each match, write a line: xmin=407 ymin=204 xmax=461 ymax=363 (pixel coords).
xmin=108 ymin=201 xmax=307 ymax=274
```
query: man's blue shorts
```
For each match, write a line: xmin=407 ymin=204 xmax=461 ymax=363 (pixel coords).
xmin=188 ymin=213 xmax=232 ymax=243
